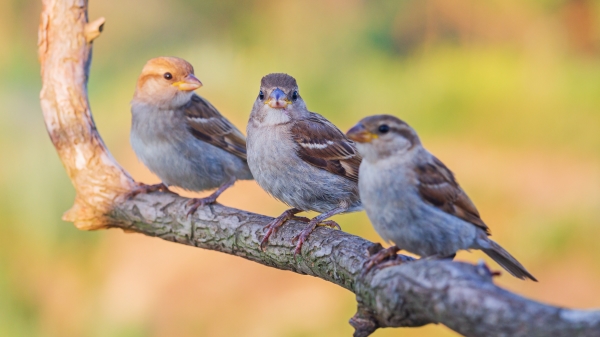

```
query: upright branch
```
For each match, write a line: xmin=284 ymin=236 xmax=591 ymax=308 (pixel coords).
xmin=38 ymin=1 xmax=600 ymax=336
xmin=39 ymin=0 xmax=134 ymax=230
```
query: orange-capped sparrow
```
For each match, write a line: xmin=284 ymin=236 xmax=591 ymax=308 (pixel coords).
xmin=130 ymin=57 xmax=252 ymax=215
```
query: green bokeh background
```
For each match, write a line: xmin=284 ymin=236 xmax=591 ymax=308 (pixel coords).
xmin=1 ymin=0 xmax=600 ymax=336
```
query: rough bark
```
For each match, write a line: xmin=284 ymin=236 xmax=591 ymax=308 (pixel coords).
xmin=38 ymin=1 xmax=600 ymax=336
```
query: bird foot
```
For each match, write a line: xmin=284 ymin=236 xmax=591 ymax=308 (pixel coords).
xmin=127 ymin=183 xmax=175 ymax=199
xmin=362 ymin=245 xmax=401 ymax=275
xmin=292 ymin=220 xmax=341 ymax=256
xmin=317 ymin=220 xmax=341 ymax=230
xmin=186 ymin=196 xmax=219 ymax=217
xmin=260 ymin=210 xmax=309 ymax=251
xmin=185 ymin=177 xmax=238 ymax=217
xmin=476 ymin=260 xmax=502 ymax=278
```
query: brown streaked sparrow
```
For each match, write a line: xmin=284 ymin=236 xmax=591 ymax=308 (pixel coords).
xmin=247 ymin=73 xmax=362 ymax=255
xmin=347 ymin=114 xmax=537 ymax=281
xmin=130 ymin=57 xmax=252 ymax=215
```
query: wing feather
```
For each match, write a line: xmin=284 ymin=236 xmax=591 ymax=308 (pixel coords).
xmin=291 ymin=113 xmax=361 ymax=182
xmin=184 ymin=94 xmax=247 ymax=160
xmin=416 ymin=156 xmax=490 ymax=234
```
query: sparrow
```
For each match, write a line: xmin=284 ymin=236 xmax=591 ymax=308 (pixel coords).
xmin=129 ymin=57 xmax=252 ymax=215
xmin=347 ymin=114 xmax=537 ymax=281
xmin=247 ymin=73 xmax=362 ymax=255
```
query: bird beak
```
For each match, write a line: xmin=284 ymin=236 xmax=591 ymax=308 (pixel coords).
xmin=346 ymin=123 xmax=377 ymax=143
xmin=266 ymin=88 xmax=291 ymax=109
xmin=173 ymin=74 xmax=203 ymax=91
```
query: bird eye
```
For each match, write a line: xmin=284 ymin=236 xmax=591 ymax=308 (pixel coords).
xmin=259 ymin=90 xmax=265 ymax=100
xmin=378 ymin=124 xmax=390 ymax=134
xmin=163 ymin=72 xmax=173 ymax=80
xmin=292 ymin=91 xmax=298 ymax=101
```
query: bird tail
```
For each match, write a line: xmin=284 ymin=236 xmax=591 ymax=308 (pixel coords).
xmin=482 ymin=240 xmax=538 ymax=282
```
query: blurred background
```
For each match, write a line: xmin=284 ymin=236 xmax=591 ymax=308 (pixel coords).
xmin=1 ymin=0 xmax=600 ymax=336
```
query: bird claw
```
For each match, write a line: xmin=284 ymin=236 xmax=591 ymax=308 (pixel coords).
xmin=318 ymin=220 xmax=341 ymax=230
xmin=292 ymin=219 xmax=341 ymax=256
xmin=126 ymin=183 xmax=175 ymax=199
xmin=260 ymin=212 xmax=308 ymax=251
xmin=260 ymin=217 xmax=285 ymax=251
xmin=185 ymin=196 xmax=217 ymax=217
xmin=476 ymin=259 xmax=502 ymax=278
xmin=292 ymin=229 xmax=311 ymax=256
xmin=361 ymin=245 xmax=402 ymax=276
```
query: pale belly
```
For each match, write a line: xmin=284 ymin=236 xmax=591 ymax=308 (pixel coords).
xmin=359 ymin=162 xmax=477 ymax=257
xmin=131 ymin=127 xmax=247 ymax=192
xmin=247 ymin=126 xmax=360 ymax=213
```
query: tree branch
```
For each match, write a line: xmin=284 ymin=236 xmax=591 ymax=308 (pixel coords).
xmin=38 ymin=1 xmax=600 ymax=336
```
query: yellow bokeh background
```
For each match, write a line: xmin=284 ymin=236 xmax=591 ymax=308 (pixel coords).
xmin=1 ymin=0 xmax=599 ymax=336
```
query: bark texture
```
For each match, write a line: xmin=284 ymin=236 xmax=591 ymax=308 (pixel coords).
xmin=38 ymin=1 xmax=600 ymax=336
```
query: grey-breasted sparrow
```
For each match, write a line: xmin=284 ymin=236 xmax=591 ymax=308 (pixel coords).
xmin=247 ymin=73 xmax=362 ymax=255
xmin=347 ymin=114 xmax=536 ymax=281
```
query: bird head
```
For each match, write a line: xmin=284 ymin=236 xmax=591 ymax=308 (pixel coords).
xmin=133 ymin=56 xmax=203 ymax=109
xmin=346 ymin=114 xmax=420 ymax=162
xmin=252 ymin=73 xmax=306 ymax=125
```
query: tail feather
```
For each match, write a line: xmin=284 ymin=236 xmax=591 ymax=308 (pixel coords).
xmin=482 ymin=240 xmax=537 ymax=282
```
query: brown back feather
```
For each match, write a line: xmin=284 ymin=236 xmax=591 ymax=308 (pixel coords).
xmin=291 ymin=114 xmax=361 ymax=182
xmin=184 ymin=94 xmax=247 ymax=160
xmin=416 ymin=156 xmax=490 ymax=234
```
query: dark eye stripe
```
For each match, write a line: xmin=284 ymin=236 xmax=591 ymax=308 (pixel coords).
xmin=397 ymin=128 xmax=418 ymax=148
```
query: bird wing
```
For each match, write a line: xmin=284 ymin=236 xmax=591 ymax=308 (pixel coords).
xmin=290 ymin=113 xmax=361 ymax=182
xmin=415 ymin=155 xmax=490 ymax=234
xmin=184 ymin=94 xmax=247 ymax=160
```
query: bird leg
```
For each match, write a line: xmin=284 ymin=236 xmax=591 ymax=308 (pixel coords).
xmin=362 ymin=245 xmax=401 ymax=274
xmin=186 ymin=176 xmax=236 ymax=217
xmin=292 ymin=206 xmax=346 ymax=256
xmin=127 ymin=182 xmax=177 ymax=199
xmin=260 ymin=208 xmax=309 ymax=251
